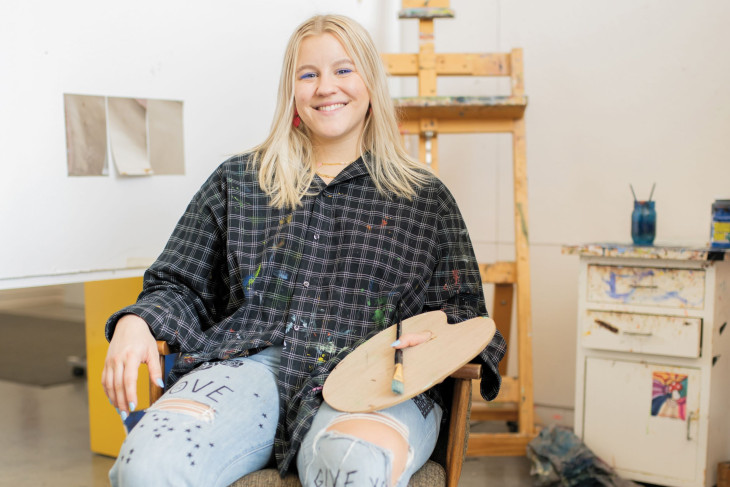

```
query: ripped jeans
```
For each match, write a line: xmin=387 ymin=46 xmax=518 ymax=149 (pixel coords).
xmin=109 ymin=346 xmax=442 ymax=487
xmin=297 ymin=400 xmax=442 ymax=487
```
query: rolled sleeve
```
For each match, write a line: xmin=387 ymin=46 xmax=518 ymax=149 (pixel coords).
xmin=423 ymin=186 xmax=506 ymax=400
xmin=105 ymin=167 xmax=229 ymax=350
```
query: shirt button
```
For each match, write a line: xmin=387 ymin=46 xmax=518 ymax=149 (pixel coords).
xmin=303 ymin=281 xmax=310 ymax=288
xmin=314 ymin=234 xmax=319 ymax=240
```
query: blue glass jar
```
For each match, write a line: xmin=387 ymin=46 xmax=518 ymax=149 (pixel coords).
xmin=632 ymin=201 xmax=656 ymax=246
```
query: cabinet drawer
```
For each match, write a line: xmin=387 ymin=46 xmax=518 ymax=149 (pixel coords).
xmin=582 ymin=310 xmax=701 ymax=358
xmin=583 ymin=358 xmax=700 ymax=483
xmin=586 ymin=265 xmax=705 ymax=309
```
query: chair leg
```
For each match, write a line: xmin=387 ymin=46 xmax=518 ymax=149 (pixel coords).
xmin=445 ymin=378 xmax=472 ymax=487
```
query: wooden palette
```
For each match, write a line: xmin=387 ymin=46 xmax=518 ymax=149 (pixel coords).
xmin=323 ymin=311 xmax=496 ymax=413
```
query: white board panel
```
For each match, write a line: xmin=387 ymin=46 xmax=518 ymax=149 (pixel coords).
xmin=0 ymin=0 xmax=397 ymax=287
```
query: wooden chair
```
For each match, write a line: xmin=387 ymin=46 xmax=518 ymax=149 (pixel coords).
xmin=151 ymin=341 xmax=481 ymax=487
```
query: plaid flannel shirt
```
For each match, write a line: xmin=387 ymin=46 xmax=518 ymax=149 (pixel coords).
xmin=106 ymin=153 xmax=506 ymax=474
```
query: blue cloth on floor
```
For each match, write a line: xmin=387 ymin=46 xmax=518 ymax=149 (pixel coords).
xmin=527 ymin=425 xmax=641 ymax=487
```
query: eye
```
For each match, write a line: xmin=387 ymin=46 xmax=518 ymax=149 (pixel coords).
xmin=336 ymin=68 xmax=353 ymax=75
xmin=298 ymin=72 xmax=317 ymax=80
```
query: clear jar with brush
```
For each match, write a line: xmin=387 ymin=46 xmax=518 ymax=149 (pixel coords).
xmin=631 ymin=183 xmax=656 ymax=246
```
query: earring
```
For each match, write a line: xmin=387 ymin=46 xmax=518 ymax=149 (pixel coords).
xmin=293 ymin=109 xmax=301 ymax=128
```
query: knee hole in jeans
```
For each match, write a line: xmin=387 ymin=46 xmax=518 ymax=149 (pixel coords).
xmin=322 ymin=414 xmax=412 ymax=486
xmin=148 ymin=398 xmax=216 ymax=423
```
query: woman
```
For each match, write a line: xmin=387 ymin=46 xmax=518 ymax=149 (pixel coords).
xmin=103 ymin=14 xmax=505 ymax=487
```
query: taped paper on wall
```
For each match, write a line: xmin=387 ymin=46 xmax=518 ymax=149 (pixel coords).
xmin=64 ymin=94 xmax=185 ymax=177
xmin=147 ymin=99 xmax=185 ymax=175
xmin=64 ymin=94 xmax=108 ymax=176
xmin=108 ymin=97 xmax=151 ymax=176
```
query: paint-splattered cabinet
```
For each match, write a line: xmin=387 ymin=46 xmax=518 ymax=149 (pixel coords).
xmin=566 ymin=244 xmax=730 ymax=487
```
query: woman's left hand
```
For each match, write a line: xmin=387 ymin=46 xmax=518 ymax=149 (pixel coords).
xmin=391 ymin=331 xmax=435 ymax=349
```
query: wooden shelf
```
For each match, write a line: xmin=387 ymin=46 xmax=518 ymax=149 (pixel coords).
xmin=562 ymin=242 xmax=729 ymax=261
xmin=394 ymin=96 xmax=527 ymax=121
xmin=466 ymin=433 xmax=533 ymax=457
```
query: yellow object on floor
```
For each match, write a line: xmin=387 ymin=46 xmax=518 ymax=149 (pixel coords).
xmin=84 ymin=277 xmax=146 ymax=457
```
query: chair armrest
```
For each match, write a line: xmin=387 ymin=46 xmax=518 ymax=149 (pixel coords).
xmin=151 ymin=343 xmax=482 ymax=388
xmin=152 ymin=344 xmax=481 ymax=382
xmin=150 ymin=341 xmax=173 ymax=403
xmin=157 ymin=340 xmax=171 ymax=356
xmin=450 ymin=363 xmax=481 ymax=380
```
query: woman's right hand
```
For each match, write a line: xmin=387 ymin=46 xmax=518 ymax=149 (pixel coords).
xmin=102 ymin=314 xmax=163 ymax=419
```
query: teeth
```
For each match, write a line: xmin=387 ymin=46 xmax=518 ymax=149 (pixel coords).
xmin=317 ymin=103 xmax=345 ymax=112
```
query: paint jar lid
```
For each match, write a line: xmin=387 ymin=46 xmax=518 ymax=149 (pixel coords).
xmin=712 ymin=199 xmax=730 ymax=210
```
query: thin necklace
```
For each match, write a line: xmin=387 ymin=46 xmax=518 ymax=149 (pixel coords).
xmin=315 ymin=160 xmax=351 ymax=179
xmin=315 ymin=170 xmax=337 ymax=179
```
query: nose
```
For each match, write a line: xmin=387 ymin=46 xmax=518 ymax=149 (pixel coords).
xmin=315 ymin=72 xmax=337 ymax=96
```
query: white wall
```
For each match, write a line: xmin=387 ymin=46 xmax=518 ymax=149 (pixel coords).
xmin=0 ymin=0 xmax=398 ymax=287
xmin=2 ymin=0 xmax=729 ymax=413
xmin=403 ymin=0 xmax=730 ymax=412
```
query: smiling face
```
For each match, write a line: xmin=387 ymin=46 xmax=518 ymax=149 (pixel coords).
xmin=294 ymin=33 xmax=370 ymax=158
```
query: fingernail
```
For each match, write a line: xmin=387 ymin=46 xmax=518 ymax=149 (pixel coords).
xmin=390 ymin=340 xmax=401 ymax=347
xmin=121 ymin=411 xmax=128 ymax=422
xmin=156 ymin=378 xmax=165 ymax=388
xmin=129 ymin=402 xmax=136 ymax=412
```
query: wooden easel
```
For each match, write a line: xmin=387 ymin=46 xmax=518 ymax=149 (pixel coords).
xmin=381 ymin=0 xmax=536 ymax=456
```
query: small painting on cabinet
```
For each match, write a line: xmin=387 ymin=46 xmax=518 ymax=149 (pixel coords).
xmin=651 ymin=371 xmax=687 ymax=420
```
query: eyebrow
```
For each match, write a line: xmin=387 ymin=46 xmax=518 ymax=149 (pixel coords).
xmin=295 ymin=58 xmax=355 ymax=74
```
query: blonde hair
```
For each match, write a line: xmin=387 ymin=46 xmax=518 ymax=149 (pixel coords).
xmin=250 ymin=14 xmax=430 ymax=209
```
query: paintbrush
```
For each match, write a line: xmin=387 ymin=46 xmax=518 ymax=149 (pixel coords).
xmin=391 ymin=303 xmax=404 ymax=395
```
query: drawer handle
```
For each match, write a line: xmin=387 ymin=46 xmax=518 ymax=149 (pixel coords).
xmin=623 ymin=330 xmax=653 ymax=337
xmin=687 ymin=411 xmax=695 ymax=441
xmin=595 ymin=319 xmax=619 ymax=334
